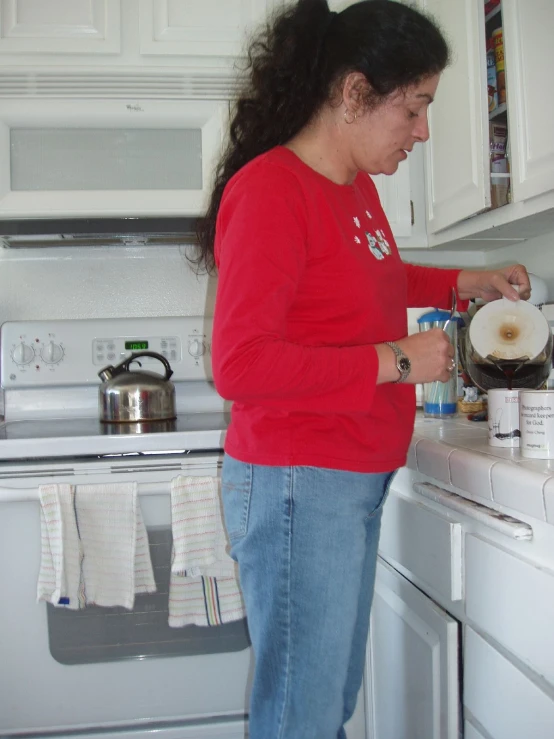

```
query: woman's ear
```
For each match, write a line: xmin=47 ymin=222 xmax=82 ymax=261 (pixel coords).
xmin=342 ymin=72 xmax=371 ymax=116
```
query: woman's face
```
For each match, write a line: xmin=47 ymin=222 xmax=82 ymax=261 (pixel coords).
xmin=346 ymin=74 xmax=440 ymax=177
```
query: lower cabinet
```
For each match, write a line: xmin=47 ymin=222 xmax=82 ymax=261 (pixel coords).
xmin=463 ymin=721 xmax=488 ymax=739
xmin=364 ymin=558 xmax=460 ymax=739
xmin=464 ymin=627 xmax=554 ymax=739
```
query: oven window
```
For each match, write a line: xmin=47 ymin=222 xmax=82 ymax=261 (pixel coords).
xmin=46 ymin=526 xmax=250 ymax=665
xmin=10 ymin=128 xmax=203 ymax=191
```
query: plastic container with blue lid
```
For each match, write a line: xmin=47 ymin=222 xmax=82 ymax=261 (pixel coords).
xmin=417 ymin=309 xmax=458 ymax=418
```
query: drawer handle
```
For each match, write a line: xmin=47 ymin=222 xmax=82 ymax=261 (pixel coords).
xmin=413 ymin=482 xmax=533 ymax=540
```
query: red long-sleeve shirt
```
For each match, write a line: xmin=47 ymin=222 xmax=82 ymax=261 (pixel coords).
xmin=213 ymin=147 xmax=460 ymax=472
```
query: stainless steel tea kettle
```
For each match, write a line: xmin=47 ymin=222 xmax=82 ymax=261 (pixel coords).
xmin=98 ymin=351 xmax=176 ymax=423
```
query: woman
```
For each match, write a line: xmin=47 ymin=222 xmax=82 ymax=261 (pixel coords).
xmin=196 ymin=1 xmax=530 ymax=737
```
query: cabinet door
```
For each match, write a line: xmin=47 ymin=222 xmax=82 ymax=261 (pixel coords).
xmin=372 ymin=160 xmax=412 ymax=239
xmin=422 ymin=0 xmax=490 ymax=233
xmin=464 ymin=627 xmax=554 ymax=739
xmin=139 ymin=0 xmax=281 ymax=57
xmin=464 ymin=721 xmax=488 ymax=739
xmin=0 ymin=0 xmax=121 ymax=55
xmin=465 ymin=534 xmax=554 ymax=689
xmin=365 ymin=558 xmax=460 ymax=739
xmin=503 ymin=0 xmax=554 ymax=202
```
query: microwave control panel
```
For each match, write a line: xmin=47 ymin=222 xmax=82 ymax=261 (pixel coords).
xmin=1 ymin=317 xmax=213 ymax=387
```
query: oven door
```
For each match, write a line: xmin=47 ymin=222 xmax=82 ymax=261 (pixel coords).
xmin=0 ymin=453 xmax=252 ymax=737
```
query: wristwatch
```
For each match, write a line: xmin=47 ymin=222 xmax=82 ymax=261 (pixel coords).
xmin=384 ymin=342 xmax=411 ymax=383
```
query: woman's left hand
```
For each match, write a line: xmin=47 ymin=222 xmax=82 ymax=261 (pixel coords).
xmin=457 ymin=265 xmax=531 ymax=303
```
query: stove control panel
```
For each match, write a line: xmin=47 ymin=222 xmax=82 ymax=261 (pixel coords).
xmin=1 ymin=316 xmax=213 ymax=387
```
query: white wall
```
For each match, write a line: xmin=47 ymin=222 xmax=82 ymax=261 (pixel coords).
xmin=402 ymin=228 xmax=554 ymax=333
xmin=0 ymin=244 xmax=216 ymax=325
xmin=483 ymin=231 xmax=554 ymax=299
xmin=0 ymin=228 xmax=550 ymax=330
xmin=403 ymin=229 xmax=554 ymax=301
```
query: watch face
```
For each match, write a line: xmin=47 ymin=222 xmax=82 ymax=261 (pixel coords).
xmin=398 ymin=357 xmax=411 ymax=372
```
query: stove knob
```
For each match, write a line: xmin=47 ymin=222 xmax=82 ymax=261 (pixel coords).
xmin=188 ymin=339 xmax=205 ymax=358
xmin=12 ymin=342 xmax=35 ymax=365
xmin=41 ymin=341 xmax=64 ymax=364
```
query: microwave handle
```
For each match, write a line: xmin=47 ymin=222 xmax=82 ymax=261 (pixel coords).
xmin=413 ymin=482 xmax=533 ymax=541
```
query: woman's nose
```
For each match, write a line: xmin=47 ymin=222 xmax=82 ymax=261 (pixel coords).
xmin=413 ymin=111 xmax=430 ymax=143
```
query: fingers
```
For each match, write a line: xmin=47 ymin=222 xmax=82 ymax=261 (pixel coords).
xmin=397 ymin=328 xmax=456 ymax=385
xmin=458 ymin=265 xmax=531 ymax=303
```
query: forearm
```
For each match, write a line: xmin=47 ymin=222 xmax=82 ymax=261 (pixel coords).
xmin=213 ymin=334 xmax=382 ymax=414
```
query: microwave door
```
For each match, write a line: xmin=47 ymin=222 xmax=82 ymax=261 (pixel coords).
xmin=0 ymin=98 xmax=226 ymax=219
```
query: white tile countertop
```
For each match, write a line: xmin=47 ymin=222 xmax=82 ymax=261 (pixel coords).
xmin=409 ymin=412 xmax=554 ymax=525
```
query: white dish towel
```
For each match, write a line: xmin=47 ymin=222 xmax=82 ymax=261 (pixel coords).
xmin=38 ymin=482 xmax=156 ymax=611
xmin=37 ymin=484 xmax=83 ymax=610
xmin=169 ymin=475 xmax=245 ymax=627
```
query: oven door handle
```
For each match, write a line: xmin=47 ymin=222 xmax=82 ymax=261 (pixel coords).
xmin=0 ymin=481 xmax=172 ymax=504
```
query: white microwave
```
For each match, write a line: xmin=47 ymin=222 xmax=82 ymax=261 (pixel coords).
xmin=0 ymin=98 xmax=228 ymax=219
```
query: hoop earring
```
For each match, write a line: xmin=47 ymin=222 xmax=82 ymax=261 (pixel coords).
xmin=344 ymin=109 xmax=357 ymax=125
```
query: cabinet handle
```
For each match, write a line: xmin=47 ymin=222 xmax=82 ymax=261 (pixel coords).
xmin=413 ymin=482 xmax=533 ymax=540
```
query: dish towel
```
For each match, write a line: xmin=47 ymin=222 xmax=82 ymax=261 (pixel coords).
xmin=37 ymin=484 xmax=83 ymax=610
xmin=37 ymin=482 xmax=156 ymax=611
xmin=169 ymin=475 xmax=245 ymax=627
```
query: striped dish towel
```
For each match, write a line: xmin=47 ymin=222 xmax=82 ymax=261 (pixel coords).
xmin=170 ymin=475 xmax=236 ymax=578
xmin=75 ymin=482 xmax=156 ymax=610
xmin=169 ymin=475 xmax=245 ymax=627
xmin=37 ymin=483 xmax=156 ymax=611
xmin=168 ymin=575 xmax=245 ymax=628
xmin=37 ymin=484 xmax=84 ymax=609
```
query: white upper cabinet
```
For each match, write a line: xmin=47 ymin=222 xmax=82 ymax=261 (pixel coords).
xmin=503 ymin=0 xmax=554 ymax=203
xmin=422 ymin=0 xmax=490 ymax=234
xmin=373 ymin=160 xmax=412 ymax=240
xmin=139 ymin=0 xmax=280 ymax=58
xmin=0 ymin=0 xmax=282 ymax=67
xmin=422 ymin=0 xmax=554 ymax=246
xmin=0 ymin=0 xmax=121 ymax=55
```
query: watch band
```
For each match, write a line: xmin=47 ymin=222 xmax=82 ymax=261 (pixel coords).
xmin=384 ymin=341 xmax=411 ymax=383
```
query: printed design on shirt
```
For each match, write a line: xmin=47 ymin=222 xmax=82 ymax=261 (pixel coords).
xmin=375 ymin=229 xmax=391 ymax=255
xmin=353 ymin=210 xmax=392 ymax=261
xmin=365 ymin=232 xmax=385 ymax=260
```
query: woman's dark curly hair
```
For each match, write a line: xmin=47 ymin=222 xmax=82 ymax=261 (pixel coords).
xmin=194 ymin=0 xmax=450 ymax=273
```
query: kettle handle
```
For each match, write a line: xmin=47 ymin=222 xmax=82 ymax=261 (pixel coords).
xmin=118 ymin=351 xmax=174 ymax=380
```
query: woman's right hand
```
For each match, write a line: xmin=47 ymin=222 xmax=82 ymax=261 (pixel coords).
xmin=397 ymin=329 xmax=455 ymax=384
xmin=377 ymin=329 xmax=455 ymax=385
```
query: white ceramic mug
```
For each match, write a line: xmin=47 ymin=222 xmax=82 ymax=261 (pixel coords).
xmin=519 ymin=390 xmax=554 ymax=459
xmin=487 ymin=388 xmax=520 ymax=447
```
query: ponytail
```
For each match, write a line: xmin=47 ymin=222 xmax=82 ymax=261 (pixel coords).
xmin=194 ymin=0 xmax=449 ymax=273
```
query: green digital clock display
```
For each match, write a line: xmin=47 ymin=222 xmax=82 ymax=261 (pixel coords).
xmin=125 ymin=341 xmax=149 ymax=351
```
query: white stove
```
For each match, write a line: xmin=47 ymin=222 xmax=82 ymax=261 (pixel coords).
xmin=0 ymin=316 xmax=228 ymax=460
xmin=0 ymin=317 xmax=256 ymax=739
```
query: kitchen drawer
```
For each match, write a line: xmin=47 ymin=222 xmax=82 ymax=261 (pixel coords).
xmin=379 ymin=490 xmax=462 ymax=602
xmin=465 ymin=534 xmax=554 ymax=688
xmin=464 ymin=721 xmax=487 ymax=739
xmin=464 ymin=628 xmax=554 ymax=739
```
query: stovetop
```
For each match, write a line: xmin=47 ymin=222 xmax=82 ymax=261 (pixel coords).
xmin=0 ymin=411 xmax=228 ymax=461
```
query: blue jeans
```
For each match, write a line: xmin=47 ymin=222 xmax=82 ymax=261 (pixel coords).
xmin=221 ymin=454 xmax=396 ymax=739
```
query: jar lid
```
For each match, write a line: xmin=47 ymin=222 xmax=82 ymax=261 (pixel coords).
xmin=417 ymin=309 xmax=450 ymax=323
